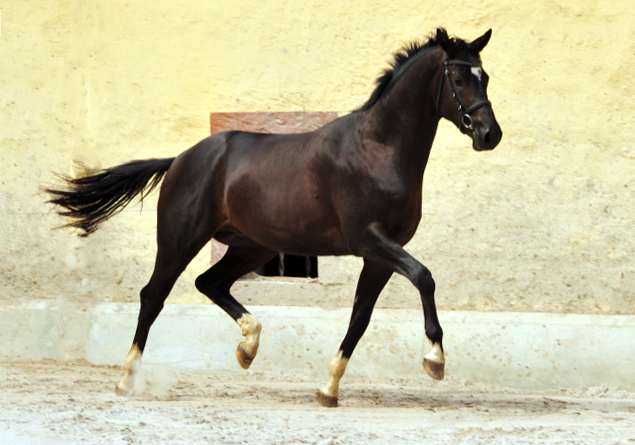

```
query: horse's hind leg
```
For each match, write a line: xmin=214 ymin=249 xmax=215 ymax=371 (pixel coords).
xmin=115 ymin=239 xmax=209 ymax=396
xmin=195 ymin=244 xmax=277 ymax=369
xmin=317 ymin=259 xmax=393 ymax=407
xmin=115 ymin=214 xmax=215 ymax=395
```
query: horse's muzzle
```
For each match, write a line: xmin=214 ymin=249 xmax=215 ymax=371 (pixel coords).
xmin=472 ymin=120 xmax=502 ymax=151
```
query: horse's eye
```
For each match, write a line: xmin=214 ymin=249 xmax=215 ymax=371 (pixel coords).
xmin=455 ymin=78 xmax=463 ymax=86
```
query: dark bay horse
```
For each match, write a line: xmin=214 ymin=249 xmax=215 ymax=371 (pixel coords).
xmin=47 ymin=28 xmax=502 ymax=407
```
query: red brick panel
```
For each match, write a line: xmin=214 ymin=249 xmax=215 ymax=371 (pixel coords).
xmin=210 ymin=111 xmax=339 ymax=135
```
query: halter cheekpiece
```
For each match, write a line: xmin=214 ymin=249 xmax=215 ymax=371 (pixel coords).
xmin=436 ymin=59 xmax=491 ymax=131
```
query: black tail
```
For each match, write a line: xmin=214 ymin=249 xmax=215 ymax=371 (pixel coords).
xmin=46 ymin=158 xmax=175 ymax=236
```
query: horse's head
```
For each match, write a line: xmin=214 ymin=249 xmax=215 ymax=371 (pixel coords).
xmin=435 ymin=29 xmax=502 ymax=151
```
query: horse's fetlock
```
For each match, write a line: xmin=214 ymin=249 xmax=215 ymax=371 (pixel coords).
xmin=426 ymin=326 xmax=444 ymax=345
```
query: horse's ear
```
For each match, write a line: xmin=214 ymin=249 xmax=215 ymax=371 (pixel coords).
xmin=469 ymin=29 xmax=492 ymax=52
xmin=436 ymin=28 xmax=451 ymax=53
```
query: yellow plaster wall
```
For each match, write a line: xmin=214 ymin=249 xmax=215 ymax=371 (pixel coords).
xmin=1 ymin=1 xmax=635 ymax=313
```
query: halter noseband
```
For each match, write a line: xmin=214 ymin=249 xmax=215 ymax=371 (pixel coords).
xmin=435 ymin=60 xmax=491 ymax=131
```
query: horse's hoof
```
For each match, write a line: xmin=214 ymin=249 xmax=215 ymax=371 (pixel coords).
xmin=423 ymin=358 xmax=445 ymax=381
xmin=115 ymin=382 xmax=131 ymax=397
xmin=236 ymin=344 xmax=254 ymax=370
xmin=317 ymin=390 xmax=338 ymax=408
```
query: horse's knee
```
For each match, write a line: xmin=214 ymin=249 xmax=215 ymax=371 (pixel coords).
xmin=415 ymin=268 xmax=435 ymax=296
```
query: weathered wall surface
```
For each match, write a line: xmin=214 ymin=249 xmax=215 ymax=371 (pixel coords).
xmin=1 ymin=1 xmax=635 ymax=314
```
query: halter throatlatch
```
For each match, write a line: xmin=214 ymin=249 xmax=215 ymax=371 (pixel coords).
xmin=435 ymin=60 xmax=491 ymax=131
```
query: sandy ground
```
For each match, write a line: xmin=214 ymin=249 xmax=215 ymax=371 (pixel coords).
xmin=2 ymin=360 xmax=635 ymax=445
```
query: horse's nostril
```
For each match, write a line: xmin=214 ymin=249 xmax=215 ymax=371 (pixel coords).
xmin=483 ymin=124 xmax=502 ymax=149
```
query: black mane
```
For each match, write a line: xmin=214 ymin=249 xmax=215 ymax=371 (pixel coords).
xmin=357 ymin=29 xmax=468 ymax=111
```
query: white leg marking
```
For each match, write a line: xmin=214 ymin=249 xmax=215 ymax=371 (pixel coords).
xmin=424 ymin=342 xmax=445 ymax=364
xmin=237 ymin=313 xmax=262 ymax=359
xmin=320 ymin=350 xmax=349 ymax=399
xmin=116 ymin=344 xmax=142 ymax=395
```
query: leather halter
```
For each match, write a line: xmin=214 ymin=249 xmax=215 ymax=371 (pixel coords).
xmin=435 ymin=59 xmax=491 ymax=131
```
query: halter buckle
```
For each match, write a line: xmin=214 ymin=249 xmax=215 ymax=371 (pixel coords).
xmin=462 ymin=114 xmax=474 ymax=131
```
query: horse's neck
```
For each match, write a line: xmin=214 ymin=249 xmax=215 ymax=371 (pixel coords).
xmin=364 ymin=50 xmax=443 ymax=173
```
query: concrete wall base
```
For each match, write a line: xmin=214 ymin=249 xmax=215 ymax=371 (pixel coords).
xmin=2 ymin=302 xmax=634 ymax=390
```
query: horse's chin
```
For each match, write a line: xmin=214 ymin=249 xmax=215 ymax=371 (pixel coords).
xmin=472 ymin=139 xmax=486 ymax=152
xmin=471 ymin=138 xmax=496 ymax=152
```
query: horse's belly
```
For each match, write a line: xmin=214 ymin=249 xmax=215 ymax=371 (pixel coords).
xmin=227 ymin=198 xmax=348 ymax=256
xmin=245 ymin=217 xmax=349 ymax=256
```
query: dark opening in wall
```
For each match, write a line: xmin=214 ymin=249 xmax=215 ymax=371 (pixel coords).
xmin=256 ymin=253 xmax=318 ymax=278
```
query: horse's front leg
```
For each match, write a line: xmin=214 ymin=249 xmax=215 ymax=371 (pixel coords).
xmin=317 ymin=259 xmax=393 ymax=407
xmin=351 ymin=223 xmax=446 ymax=381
